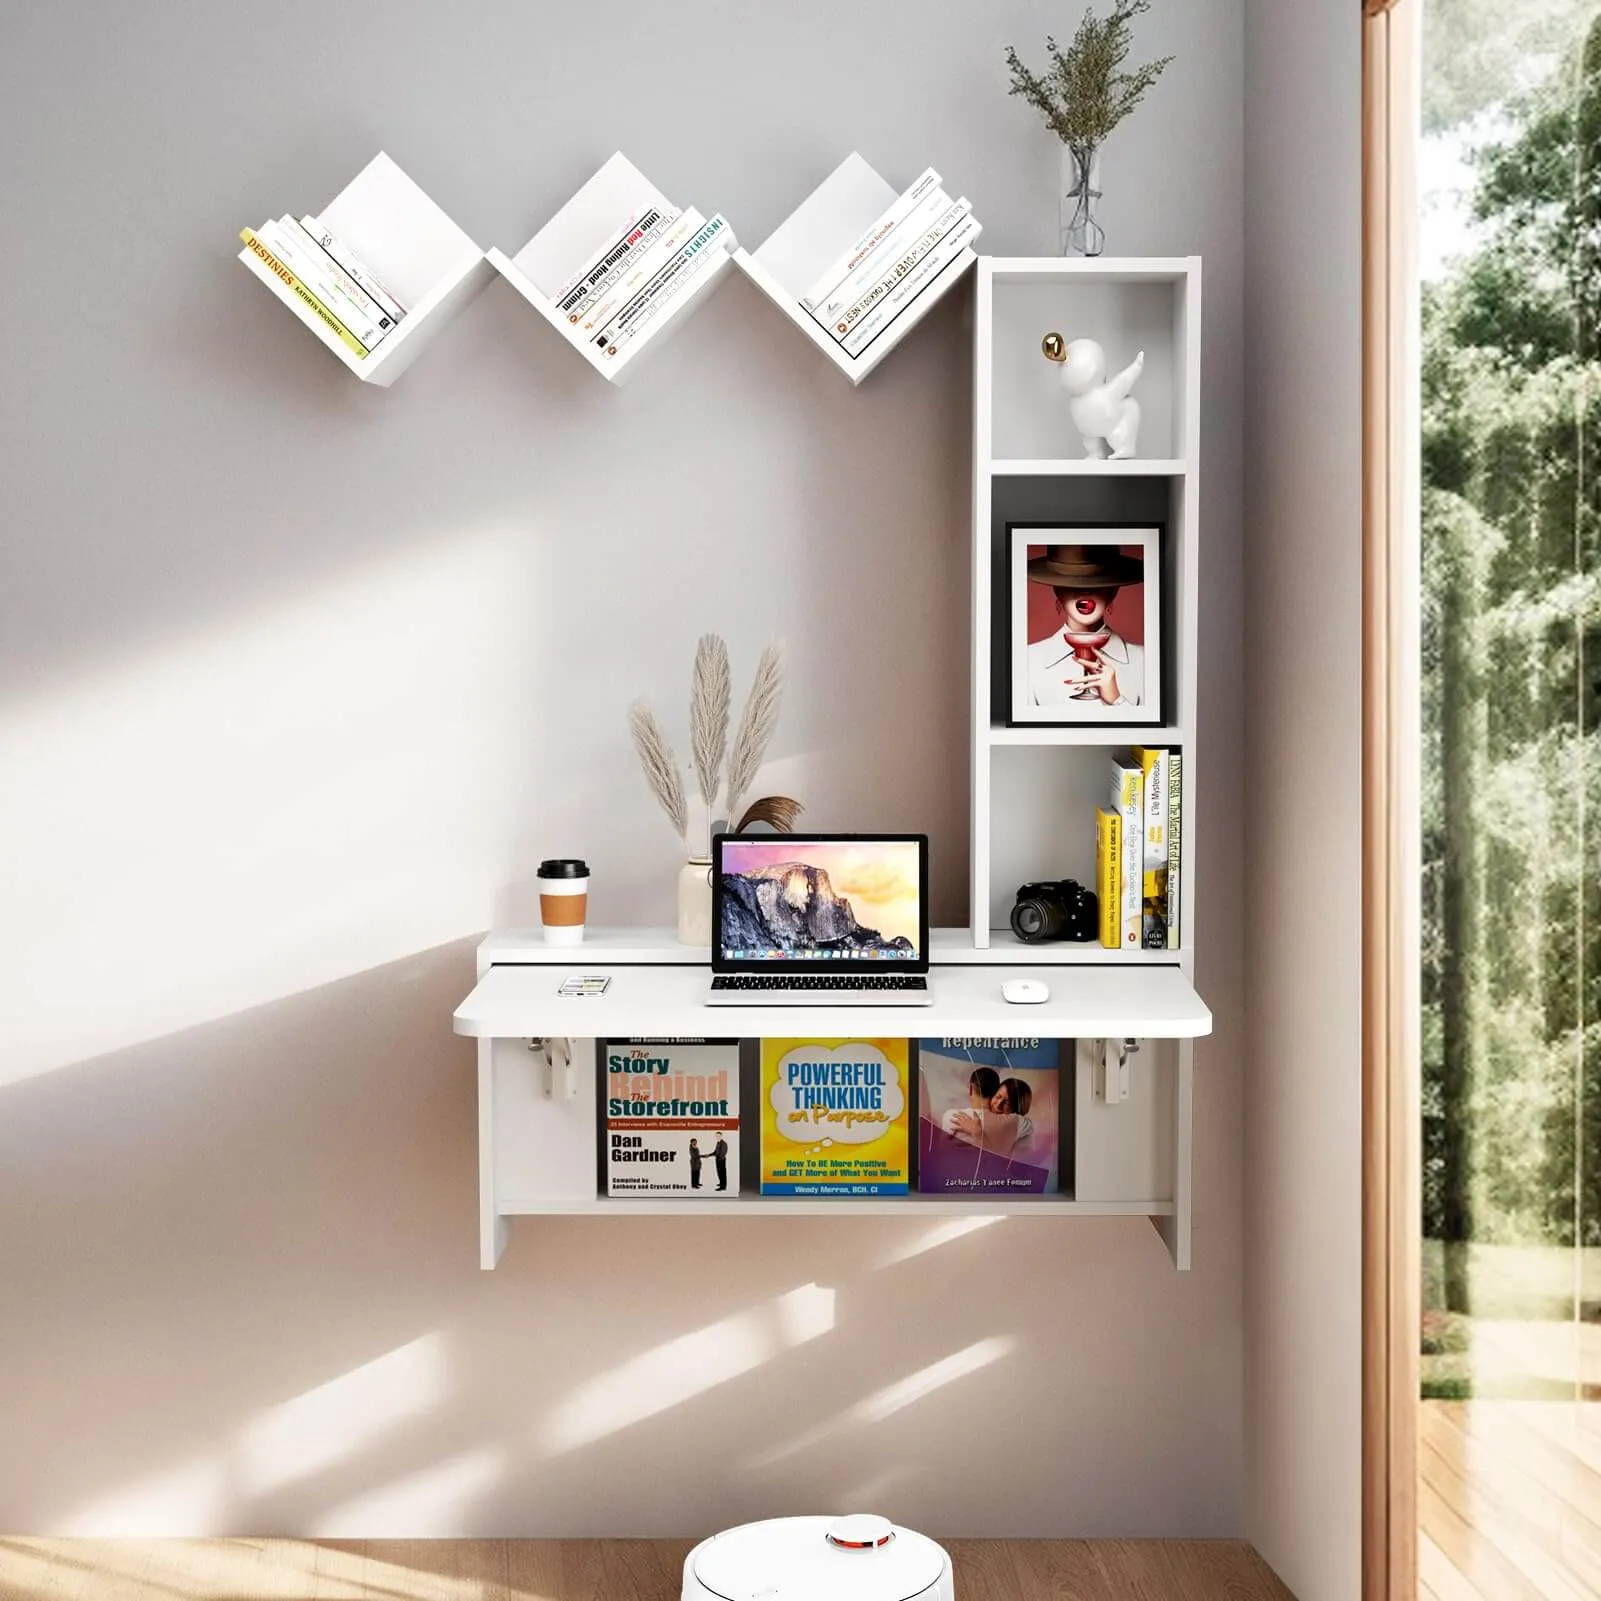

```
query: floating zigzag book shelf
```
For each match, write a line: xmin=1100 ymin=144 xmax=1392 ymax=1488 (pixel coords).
xmin=237 ymin=150 xmax=979 ymax=386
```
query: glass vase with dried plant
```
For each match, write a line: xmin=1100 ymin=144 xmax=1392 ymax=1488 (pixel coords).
xmin=1004 ymin=0 xmax=1173 ymax=256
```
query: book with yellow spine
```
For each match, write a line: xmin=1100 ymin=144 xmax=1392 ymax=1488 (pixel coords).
xmin=1108 ymin=755 xmax=1143 ymax=949
xmin=1096 ymin=806 xmax=1122 ymax=949
xmin=1133 ymin=745 xmax=1170 ymax=948
xmin=1166 ymin=749 xmax=1184 ymax=949
xmin=240 ymin=228 xmax=370 ymax=358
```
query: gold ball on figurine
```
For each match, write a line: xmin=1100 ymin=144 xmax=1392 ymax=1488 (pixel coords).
xmin=1042 ymin=331 xmax=1066 ymax=362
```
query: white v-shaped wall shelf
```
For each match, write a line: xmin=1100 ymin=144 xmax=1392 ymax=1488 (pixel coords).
xmin=237 ymin=152 xmax=492 ymax=387
xmin=238 ymin=150 xmax=978 ymax=388
xmin=486 ymin=153 xmax=739 ymax=387
xmin=732 ymin=152 xmax=980 ymax=384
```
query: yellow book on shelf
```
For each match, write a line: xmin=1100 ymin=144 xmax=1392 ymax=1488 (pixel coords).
xmin=760 ymin=1038 xmax=910 ymax=1195
xmin=1108 ymin=756 xmax=1143 ymax=949
xmin=1133 ymin=745 xmax=1171 ymax=948
xmin=1096 ymin=806 xmax=1121 ymax=949
xmin=240 ymin=228 xmax=370 ymax=358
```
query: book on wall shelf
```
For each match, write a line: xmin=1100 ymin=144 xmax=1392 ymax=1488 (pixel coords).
xmin=488 ymin=153 xmax=738 ymax=382
xmin=240 ymin=214 xmax=409 ymax=360
xmin=797 ymin=167 xmax=980 ymax=360
xmin=735 ymin=152 xmax=982 ymax=383
xmin=235 ymin=152 xmax=489 ymax=386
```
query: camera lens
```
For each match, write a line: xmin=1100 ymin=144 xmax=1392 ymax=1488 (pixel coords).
xmin=1011 ymin=896 xmax=1067 ymax=943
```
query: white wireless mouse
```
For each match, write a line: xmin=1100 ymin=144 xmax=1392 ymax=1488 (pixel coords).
xmin=1002 ymin=978 xmax=1050 ymax=1005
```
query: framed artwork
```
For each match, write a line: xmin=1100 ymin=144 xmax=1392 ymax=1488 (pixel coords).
xmin=1007 ymin=524 xmax=1163 ymax=725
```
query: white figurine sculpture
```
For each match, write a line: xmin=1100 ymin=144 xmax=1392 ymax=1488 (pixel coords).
xmin=1042 ymin=333 xmax=1144 ymax=459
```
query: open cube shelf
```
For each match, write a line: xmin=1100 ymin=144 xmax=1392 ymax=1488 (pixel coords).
xmin=488 ymin=152 xmax=737 ymax=386
xmin=986 ymin=258 xmax=1195 ymax=463
xmin=733 ymin=152 xmax=979 ymax=384
xmin=987 ymin=742 xmax=1192 ymax=949
xmin=985 ymin=472 xmax=1187 ymax=735
xmin=237 ymin=152 xmax=489 ymax=386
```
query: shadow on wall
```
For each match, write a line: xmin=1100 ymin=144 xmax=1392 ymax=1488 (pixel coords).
xmin=0 ymin=940 xmax=1216 ymax=1540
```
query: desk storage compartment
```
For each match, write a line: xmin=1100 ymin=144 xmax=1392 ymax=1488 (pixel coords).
xmin=1072 ymin=1038 xmax=1176 ymax=1204
xmin=489 ymin=1036 xmax=600 ymax=1209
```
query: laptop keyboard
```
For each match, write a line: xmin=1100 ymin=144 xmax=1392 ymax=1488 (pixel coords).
xmin=711 ymin=975 xmax=929 ymax=992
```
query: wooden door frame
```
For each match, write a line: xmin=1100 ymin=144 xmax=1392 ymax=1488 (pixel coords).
xmin=1362 ymin=2 xmax=1421 ymax=1599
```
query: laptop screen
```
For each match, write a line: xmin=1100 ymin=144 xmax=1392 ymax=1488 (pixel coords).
xmin=714 ymin=835 xmax=928 ymax=969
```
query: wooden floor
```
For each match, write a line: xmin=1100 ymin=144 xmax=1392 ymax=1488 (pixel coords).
xmin=0 ymin=1537 xmax=1293 ymax=1600
xmin=1421 ymin=1399 xmax=1601 ymax=1599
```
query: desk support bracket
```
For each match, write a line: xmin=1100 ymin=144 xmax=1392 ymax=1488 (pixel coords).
xmin=1093 ymin=1038 xmax=1139 ymax=1105
xmin=528 ymin=1036 xmax=577 ymax=1098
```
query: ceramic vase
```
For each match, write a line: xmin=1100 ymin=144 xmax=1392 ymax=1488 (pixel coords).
xmin=678 ymin=855 xmax=713 ymax=946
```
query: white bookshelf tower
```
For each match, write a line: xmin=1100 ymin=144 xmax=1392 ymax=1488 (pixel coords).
xmin=971 ymin=256 xmax=1203 ymax=1264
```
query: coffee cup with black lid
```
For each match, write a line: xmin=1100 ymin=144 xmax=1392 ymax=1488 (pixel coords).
xmin=537 ymin=859 xmax=589 ymax=945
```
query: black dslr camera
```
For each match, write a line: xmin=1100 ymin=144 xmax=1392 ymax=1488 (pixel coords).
xmin=1009 ymin=879 xmax=1099 ymax=943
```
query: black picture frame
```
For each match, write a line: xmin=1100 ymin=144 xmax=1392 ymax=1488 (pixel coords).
xmin=1004 ymin=521 xmax=1165 ymax=728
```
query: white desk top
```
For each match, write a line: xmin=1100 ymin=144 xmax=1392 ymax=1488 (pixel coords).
xmin=476 ymin=926 xmax=1189 ymax=970
xmin=454 ymin=958 xmax=1211 ymax=1041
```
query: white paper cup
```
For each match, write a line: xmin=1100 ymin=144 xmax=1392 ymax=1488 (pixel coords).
xmin=537 ymin=860 xmax=589 ymax=945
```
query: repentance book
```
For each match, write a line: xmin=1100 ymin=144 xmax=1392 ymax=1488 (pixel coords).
xmin=917 ymin=1037 xmax=1061 ymax=1194
xmin=760 ymin=1038 xmax=911 ymax=1195
xmin=604 ymin=1039 xmax=740 ymax=1197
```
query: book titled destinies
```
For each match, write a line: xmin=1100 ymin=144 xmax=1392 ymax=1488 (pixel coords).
xmin=918 ymin=1037 xmax=1060 ymax=1194
xmin=761 ymin=1038 xmax=911 ymax=1195
xmin=605 ymin=1039 xmax=739 ymax=1198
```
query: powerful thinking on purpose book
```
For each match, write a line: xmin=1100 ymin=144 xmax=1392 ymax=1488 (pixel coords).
xmin=760 ymin=1038 xmax=911 ymax=1195
xmin=604 ymin=1039 xmax=740 ymax=1198
xmin=917 ymin=1037 xmax=1061 ymax=1194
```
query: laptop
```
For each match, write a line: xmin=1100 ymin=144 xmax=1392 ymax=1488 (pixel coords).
xmin=705 ymin=832 xmax=934 ymax=1006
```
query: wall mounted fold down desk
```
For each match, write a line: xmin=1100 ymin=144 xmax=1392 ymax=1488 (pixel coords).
xmin=453 ymin=929 xmax=1211 ymax=1268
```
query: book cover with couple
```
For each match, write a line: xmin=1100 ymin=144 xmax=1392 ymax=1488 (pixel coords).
xmin=604 ymin=1039 xmax=740 ymax=1198
xmin=917 ymin=1037 xmax=1061 ymax=1194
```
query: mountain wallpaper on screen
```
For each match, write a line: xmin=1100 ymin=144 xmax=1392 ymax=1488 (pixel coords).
xmin=720 ymin=863 xmax=915 ymax=955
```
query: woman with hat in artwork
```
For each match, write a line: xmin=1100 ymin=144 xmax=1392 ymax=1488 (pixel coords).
xmin=1026 ymin=545 xmax=1145 ymax=708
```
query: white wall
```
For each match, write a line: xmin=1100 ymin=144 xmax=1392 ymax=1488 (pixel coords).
xmin=1243 ymin=1 xmax=1365 ymax=1596
xmin=0 ymin=0 xmax=1247 ymax=1538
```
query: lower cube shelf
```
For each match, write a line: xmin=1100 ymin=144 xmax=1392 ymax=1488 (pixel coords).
xmin=470 ymin=1022 xmax=1191 ymax=1269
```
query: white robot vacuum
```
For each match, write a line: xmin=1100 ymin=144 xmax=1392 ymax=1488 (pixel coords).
xmin=682 ymin=1513 xmax=955 ymax=1601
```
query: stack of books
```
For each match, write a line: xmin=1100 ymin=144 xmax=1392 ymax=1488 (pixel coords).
xmin=1097 ymin=747 xmax=1183 ymax=951
xmin=553 ymin=203 xmax=734 ymax=363
xmin=799 ymin=169 xmax=980 ymax=361
xmin=240 ymin=215 xmax=407 ymax=359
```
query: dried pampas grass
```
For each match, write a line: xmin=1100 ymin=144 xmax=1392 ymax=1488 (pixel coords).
xmin=690 ymin=634 xmax=730 ymax=811
xmin=628 ymin=700 xmax=687 ymax=842
xmin=628 ymin=635 xmax=787 ymax=851
xmin=723 ymin=641 xmax=785 ymax=825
